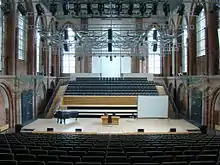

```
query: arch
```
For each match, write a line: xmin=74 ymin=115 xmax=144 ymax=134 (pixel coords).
xmin=211 ymin=88 xmax=220 ymax=129
xmin=0 ymin=82 xmax=13 ymax=127
xmin=36 ymin=82 xmax=46 ymax=116
xmin=50 ymin=81 xmax=55 ymax=89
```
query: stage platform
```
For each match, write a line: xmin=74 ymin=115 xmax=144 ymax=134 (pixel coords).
xmin=22 ymin=118 xmax=198 ymax=134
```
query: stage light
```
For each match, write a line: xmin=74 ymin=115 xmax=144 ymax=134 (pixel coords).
xmin=98 ymin=3 xmax=104 ymax=15
xmin=36 ymin=4 xmax=44 ymax=16
xmin=74 ymin=3 xmax=81 ymax=16
xmin=152 ymin=1 xmax=157 ymax=15
xmin=128 ymin=3 xmax=133 ymax=15
xmin=87 ymin=3 xmax=93 ymax=15
xmin=63 ymin=0 xmax=69 ymax=15
xmin=50 ymin=1 xmax=57 ymax=16
xmin=1 ymin=1 xmax=10 ymax=15
xmin=177 ymin=3 xmax=185 ymax=16
xmin=115 ymin=2 xmax=122 ymax=15
xmin=139 ymin=3 xmax=146 ymax=16
xmin=163 ymin=1 xmax=170 ymax=17
xmin=17 ymin=2 xmax=27 ymax=16
xmin=194 ymin=3 xmax=203 ymax=16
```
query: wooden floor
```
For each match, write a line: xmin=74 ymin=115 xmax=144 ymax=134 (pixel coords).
xmin=22 ymin=118 xmax=198 ymax=134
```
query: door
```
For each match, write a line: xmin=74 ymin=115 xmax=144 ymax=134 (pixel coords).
xmin=21 ymin=90 xmax=33 ymax=124
xmin=191 ymin=89 xmax=202 ymax=125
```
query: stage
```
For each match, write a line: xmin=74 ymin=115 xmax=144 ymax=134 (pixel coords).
xmin=22 ymin=118 xmax=199 ymax=134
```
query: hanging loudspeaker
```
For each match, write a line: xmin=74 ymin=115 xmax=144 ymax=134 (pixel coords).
xmin=63 ymin=43 xmax=69 ymax=51
xmin=153 ymin=30 xmax=157 ymax=40
xmin=108 ymin=43 xmax=112 ymax=52
xmin=108 ymin=29 xmax=112 ymax=40
xmin=64 ymin=29 xmax=69 ymax=39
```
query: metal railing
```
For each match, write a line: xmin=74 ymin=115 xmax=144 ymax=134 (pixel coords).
xmin=161 ymin=79 xmax=180 ymax=119
xmin=44 ymin=78 xmax=65 ymax=116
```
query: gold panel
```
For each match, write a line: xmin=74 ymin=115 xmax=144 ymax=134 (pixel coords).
xmin=62 ymin=96 xmax=137 ymax=106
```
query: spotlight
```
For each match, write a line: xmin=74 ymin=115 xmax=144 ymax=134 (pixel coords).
xmin=139 ymin=3 xmax=146 ymax=16
xmin=63 ymin=0 xmax=69 ymax=15
xmin=163 ymin=1 xmax=170 ymax=17
xmin=74 ymin=3 xmax=81 ymax=16
xmin=128 ymin=3 xmax=133 ymax=15
xmin=1 ymin=1 xmax=10 ymax=15
xmin=194 ymin=3 xmax=203 ymax=16
xmin=49 ymin=2 xmax=57 ymax=16
xmin=98 ymin=3 xmax=104 ymax=15
xmin=177 ymin=3 xmax=185 ymax=16
xmin=17 ymin=2 xmax=27 ymax=16
xmin=152 ymin=1 xmax=157 ymax=15
xmin=87 ymin=3 xmax=93 ymax=15
xmin=36 ymin=4 xmax=44 ymax=16
xmin=115 ymin=2 xmax=122 ymax=15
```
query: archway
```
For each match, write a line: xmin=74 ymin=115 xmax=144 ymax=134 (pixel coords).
xmin=0 ymin=86 xmax=10 ymax=125
xmin=50 ymin=81 xmax=55 ymax=89
xmin=177 ymin=84 xmax=188 ymax=117
xmin=36 ymin=82 xmax=46 ymax=116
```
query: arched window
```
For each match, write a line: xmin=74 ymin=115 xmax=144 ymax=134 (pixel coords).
xmin=18 ymin=11 xmax=27 ymax=60
xmin=36 ymin=19 xmax=41 ymax=73
xmin=62 ymin=27 xmax=75 ymax=73
xmin=182 ymin=18 xmax=188 ymax=72
xmin=0 ymin=0 xmax=4 ymax=70
xmin=196 ymin=8 xmax=206 ymax=56
xmin=147 ymin=28 xmax=161 ymax=74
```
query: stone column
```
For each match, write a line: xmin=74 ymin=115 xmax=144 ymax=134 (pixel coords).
xmin=188 ymin=16 xmax=197 ymax=75
xmin=4 ymin=0 xmax=16 ymax=75
xmin=27 ymin=15 xmax=35 ymax=75
xmin=207 ymin=10 xmax=219 ymax=75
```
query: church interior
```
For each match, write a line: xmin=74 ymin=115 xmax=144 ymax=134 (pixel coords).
xmin=1 ymin=0 xmax=220 ymax=164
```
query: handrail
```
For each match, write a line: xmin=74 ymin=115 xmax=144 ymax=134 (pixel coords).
xmin=161 ymin=79 xmax=179 ymax=119
xmin=44 ymin=79 xmax=63 ymax=116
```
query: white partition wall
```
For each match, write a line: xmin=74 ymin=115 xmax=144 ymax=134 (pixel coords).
xmin=123 ymin=73 xmax=154 ymax=81
xmin=70 ymin=73 xmax=101 ymax=80
xmin=137 ymin=96 xmax=168 ymax=118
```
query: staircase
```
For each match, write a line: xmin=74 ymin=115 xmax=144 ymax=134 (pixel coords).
xmin=156 ymin=86 xmax=166 ymax=95
xmin=46 ymin=85 xmax=67 ymax=118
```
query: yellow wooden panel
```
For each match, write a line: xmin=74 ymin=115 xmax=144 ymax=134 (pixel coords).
xmin=62 ymin=96 xmax=137 ymax=106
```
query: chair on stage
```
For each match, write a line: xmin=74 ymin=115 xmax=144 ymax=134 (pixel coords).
xmin=101 ymin=113 xmax=120 ymax=125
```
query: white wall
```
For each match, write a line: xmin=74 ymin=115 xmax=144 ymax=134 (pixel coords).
xmin=123 ymin=73 xmax=154 ymax=81
xmin=138 ymin=96 xmax=168 ymax=118
xmin=92 ymin=56 xmax=131 ymax=77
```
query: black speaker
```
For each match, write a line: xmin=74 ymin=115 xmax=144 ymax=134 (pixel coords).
xmin=15 ymin=124 xmax=23 ymax=133
xmin=153 ymin=30 xmax=157 ymax=40
xmin=108 ymin=43 xmax=112 ymax=52
xmin=110 ymin=56 xmax=113 ymax=61
xmin=47 ymin=128 xmax=54 ymax=132
xmin=108 ymin=29 xmax=112 ymax=40
xmin=200 ymin=125 xmax=207 ymax=134
xmin=169 ymin=128 xmax=176 ymax=132
xmin=64 ymin=29 xmax=69 ymax=40
xmin=153 ymin=44 xmax=157 ymax=52
xmin=63 ymin=43 xmax=69 ymax=51
xmin=194 ymin=4 xmax=203 ymax=16
xmin=17 ymin=2 xmax=27 ymax=16
xmin=75 ymin=128 xmax=82 ymax=132
xmin=137 ymin=129 xmax=144 ymax=132
xmin=36 ymin=4 xmax=44 ymax=15
xmin=50 ymin=66 xmax=54 ymax=76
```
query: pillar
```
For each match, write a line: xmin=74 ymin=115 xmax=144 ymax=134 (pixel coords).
xmin=27 ymin=14 xmax=35 ymax=75
xmin=4 ymin=0 xmax=16 ymax=75
xmin=207 ymin=10 xmax=219 ymax=75
xmin=188 ymin=16 xmax=197 ymax=75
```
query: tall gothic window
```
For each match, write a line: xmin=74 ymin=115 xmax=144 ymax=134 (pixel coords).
xmin=36 ymin=19 xmax=41 ymax=73
xmin=62 ymin=28 xmax=75 ymax=73
xmin=18 ymin=11 xmax=27 ymax=60
xmin=196 ymin=8 xmax=206 ymax=56
xmin=182 ymin=18 xmax=188 ymax=72
xmin=0 ymin=0 xmax=4 ymax=70
xmin=147 ymin=28 xmax=161 ymax=74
